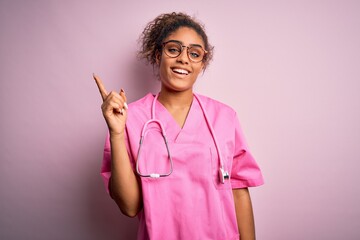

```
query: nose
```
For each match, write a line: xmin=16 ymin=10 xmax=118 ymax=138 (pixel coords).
xmin=176 ymin=47 xmax=190 ymax=64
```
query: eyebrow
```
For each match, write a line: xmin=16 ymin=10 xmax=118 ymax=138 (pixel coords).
xmin=166 ymin=40 xmax=204 ymax=48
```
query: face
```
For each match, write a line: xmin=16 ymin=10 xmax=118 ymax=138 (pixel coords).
xmin=157 ymin=27 xmax=205 ymax=93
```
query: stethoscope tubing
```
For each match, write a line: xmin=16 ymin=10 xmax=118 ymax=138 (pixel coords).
xmin=136 ymin=93 xmax=228 ymax=182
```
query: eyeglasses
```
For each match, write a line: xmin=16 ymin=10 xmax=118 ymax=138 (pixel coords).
xmin=162 ymin=40 xmax=207 ymax=63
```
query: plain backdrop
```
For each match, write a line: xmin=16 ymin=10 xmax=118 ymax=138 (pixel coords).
xmin=1 ymin=0 xmax=359 ymax=239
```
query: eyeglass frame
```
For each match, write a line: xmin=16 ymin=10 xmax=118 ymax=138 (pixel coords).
xmin=162 ymin=40 xmax=208 ymax=63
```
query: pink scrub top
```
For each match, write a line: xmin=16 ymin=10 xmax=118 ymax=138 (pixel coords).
xmin=101 ymin=93 xmax=264 ymax=240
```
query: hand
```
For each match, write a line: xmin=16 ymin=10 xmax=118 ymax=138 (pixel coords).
xmin=93 ymin=73 xmax=128 ymax=136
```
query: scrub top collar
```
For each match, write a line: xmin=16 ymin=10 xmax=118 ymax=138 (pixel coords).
xmin=149 ymin=93 xmax=203 ymax=143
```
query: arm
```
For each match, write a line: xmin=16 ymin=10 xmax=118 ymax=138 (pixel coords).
xmin=109 ymin=134 xmax=142 ymax=217
xmin=94 ymin=74 xmax=142 ymax=217
xmin=233 ymin=188 xmax=256 ymax=240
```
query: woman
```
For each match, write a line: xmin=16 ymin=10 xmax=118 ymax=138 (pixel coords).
xmin=94 ymin=12 xmax=264 ymax=240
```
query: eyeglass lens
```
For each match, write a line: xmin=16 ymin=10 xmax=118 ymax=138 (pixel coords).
xmin=163 ymin=42 xmax=205 ymax=62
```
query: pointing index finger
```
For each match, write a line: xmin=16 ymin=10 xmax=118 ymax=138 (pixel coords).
xmin=93 ymin=73 xmax=108 ymax=101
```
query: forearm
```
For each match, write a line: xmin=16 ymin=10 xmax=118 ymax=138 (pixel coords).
xmin=233 ymin=188 xmax=256 ymax=240
xmin=109 ymin=133 xmax=142 ymax=217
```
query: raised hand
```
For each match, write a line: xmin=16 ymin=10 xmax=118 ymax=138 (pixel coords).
xmin=93 ymin=73 xmax=128 ymax=136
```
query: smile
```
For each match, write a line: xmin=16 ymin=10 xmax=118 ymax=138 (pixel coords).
xmin=172 ymin=68 xmax=189 ymax=75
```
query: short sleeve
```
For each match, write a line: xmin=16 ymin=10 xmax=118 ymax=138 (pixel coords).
xmin=100 ymin=133 xmax=112 ymax=194
xmin=100 ymin=131 xmax=135 ymax=194
xmin=231 ymin=114 xmax=264 ymax=189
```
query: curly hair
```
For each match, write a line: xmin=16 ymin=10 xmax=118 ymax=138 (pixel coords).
xmin=138 ymin=12 xmax=214 ymax=70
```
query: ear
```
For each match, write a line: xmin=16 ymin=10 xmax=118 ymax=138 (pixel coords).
xmin=155 ymin=51 xmax=161 ymax=65
xmin=201 ymin=62 xmax=205 ymax=71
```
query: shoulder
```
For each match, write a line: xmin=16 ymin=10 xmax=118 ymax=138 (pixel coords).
xmin=196 ymin=93 xmax=238 ymax=139
xmin=128 ymin=93 xmax=154 ymax=108
xmin=195 ymin=93 xmax=236 ymax=117
xmin=126 ymin=93 xmax=154 ymax=121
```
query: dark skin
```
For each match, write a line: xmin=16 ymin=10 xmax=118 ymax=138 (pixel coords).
xmin=233 ymin=188 xmax=256 ymax=239
xmin=94 ymin=74 xmax=141 ymax=217
xmin=94 ymin=26 xmax=257 ymax=239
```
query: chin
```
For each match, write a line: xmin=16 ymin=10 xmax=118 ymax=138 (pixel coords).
xmin=162 ymin=82 xmax=193 ymax=92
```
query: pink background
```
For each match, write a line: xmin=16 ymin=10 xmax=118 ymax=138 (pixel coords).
xmin=1 ymin=0 xmax=359 ymax=239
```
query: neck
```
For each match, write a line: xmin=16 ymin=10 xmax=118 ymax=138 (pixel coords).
xmin=158 ymin=88 xmax=194 ymax=109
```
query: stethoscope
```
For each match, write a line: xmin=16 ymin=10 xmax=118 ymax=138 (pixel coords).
xmin=136 ymin=93 xmax=230 ymax=184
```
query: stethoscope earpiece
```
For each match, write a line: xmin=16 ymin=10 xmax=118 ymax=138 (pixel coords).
xmin=219 ymin=168 xmax=230 ymax=184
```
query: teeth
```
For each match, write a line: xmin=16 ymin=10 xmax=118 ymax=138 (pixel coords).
xmin=173 ymin=68 xmax=189 ymax=75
